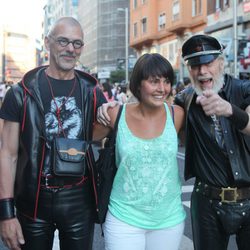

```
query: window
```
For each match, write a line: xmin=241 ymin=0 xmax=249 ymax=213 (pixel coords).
xmin=223 ymin=0 xmax=229 ymax=8
xmin=133 ymin=0 xmax=137 ymax=9
xmin=133 ymin=23 xmax=138 ymax=38
xmin=216 ymin=0 xmax=229 ymax=11
xmin=169 ymin=43 xmax=174 ymax=62
xmin=141 ymin=17 xmax=147 ymax=34
xmin=207 ymin=0 xmax=230 ymax=14
xmin=192 ymin=0 xmax=202 ymax=16
xmin=158 ymin=13 xmax=166 ymax=30
xmin=173 ymin=1 xmax=180 ymax=20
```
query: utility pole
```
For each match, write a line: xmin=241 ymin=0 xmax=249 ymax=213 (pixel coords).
xmin=2 ymin=30 xmax=6 ymax=82
xmin=117 ymin=7 xmax=129 ymax=84
xmin=233 ymin=0 xmax=238 ymax=78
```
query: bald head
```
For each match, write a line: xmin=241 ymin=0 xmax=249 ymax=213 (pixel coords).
xmin=45 ymin=17 xmax=84 ymax=78
xmin=48 ymin=17 xmax=83 ymax=39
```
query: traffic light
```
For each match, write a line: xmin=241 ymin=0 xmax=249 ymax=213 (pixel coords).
xmin=44 ymin=52 xmax=49 ymax=61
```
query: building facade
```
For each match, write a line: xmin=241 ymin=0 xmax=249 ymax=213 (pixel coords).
xmin=78 ymin=0 xmax=136 ymax=77
xmin=0 ymin=24 xmax=39 ymax=83
xmin=130 ymin=0 xmax=250 ymax=80
xmin=205 ymin=0 xmax=250 ymax=78
xmin=130 ymin=0 xmax=207 ymax=80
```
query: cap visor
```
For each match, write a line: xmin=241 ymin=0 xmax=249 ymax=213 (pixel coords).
xmin=187 ymin=54 xmax=219 ymax=66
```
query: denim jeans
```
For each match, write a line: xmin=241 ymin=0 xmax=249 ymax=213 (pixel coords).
xmin=191 ymin=188 xmax=250 ymax=250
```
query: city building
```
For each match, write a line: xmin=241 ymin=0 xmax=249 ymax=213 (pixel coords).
xmin=78 ymin=0 xmax=136 ymax=81
xmin=205 ymin=0 xmax=250 ymax=78
xmin=130 ymin=0 xmax=207 ymax=80
xmin=0 ymin=20 xmax=40 ymax=83
xmin=130 ymin=0 xmax=250 ymax=80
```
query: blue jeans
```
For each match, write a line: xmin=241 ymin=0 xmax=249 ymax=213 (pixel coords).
xmin=191 ymin=187 xmax=250 ymax=250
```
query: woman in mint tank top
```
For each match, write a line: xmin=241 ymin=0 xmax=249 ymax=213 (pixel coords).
xmin=93 ymin=53 xmax=186 ymax=250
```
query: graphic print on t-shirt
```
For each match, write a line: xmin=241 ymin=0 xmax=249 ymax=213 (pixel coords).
xmin=45 ymin=96 xmax=82 ymax=141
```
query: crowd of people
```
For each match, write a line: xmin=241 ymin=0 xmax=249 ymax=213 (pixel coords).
xmin=0 ymin=16 xmax=249 ymax=250
xmin=99 ymin=81 xmax=128 ymax=104
xmin=0 ymin=82 xmax=11 ymax=107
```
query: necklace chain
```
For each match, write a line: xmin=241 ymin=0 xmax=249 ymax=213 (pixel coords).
xmin=45 ymin=72 xmax=76 ymax=137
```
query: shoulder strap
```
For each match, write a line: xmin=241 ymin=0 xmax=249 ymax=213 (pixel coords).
xmin=171 ymin=105 xmax=175 ymax=125
xmin=110 ymin=105 xmax=123 ymax=145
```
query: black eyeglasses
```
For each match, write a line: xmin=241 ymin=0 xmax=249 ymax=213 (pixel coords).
xmin=49 ymin=36 xmax=84 ymax=49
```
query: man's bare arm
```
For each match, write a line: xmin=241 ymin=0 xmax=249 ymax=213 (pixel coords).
xmin=0 ymin=121 xmax=19 ymax=198
xmin=0 ymin=121 xmax=25 ymax=250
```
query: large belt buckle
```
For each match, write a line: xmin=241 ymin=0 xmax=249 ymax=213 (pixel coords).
xmin=219 ymin=187 xmax=238 ymax=203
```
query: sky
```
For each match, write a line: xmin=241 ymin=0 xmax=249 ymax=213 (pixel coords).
xmin=0 ymin=0 xmax=46 ymax=40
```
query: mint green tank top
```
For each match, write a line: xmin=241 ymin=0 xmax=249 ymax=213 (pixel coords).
xmin=108 ymin=103 xmax=186 ymax=229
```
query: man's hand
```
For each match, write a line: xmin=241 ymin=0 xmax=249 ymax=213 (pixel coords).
xmin=0 ymin=218 xmax=24 ymax=250
xmin=196 ymin=89 xmax=232 ymax=117
xmin=97 ymin=101 xmax=119 ymax=126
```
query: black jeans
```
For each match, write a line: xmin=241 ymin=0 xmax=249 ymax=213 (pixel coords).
xmin=17 ymin=180 xmax=95 ymax=250
xmin=191 ymin=189 xmax=250 ymax=250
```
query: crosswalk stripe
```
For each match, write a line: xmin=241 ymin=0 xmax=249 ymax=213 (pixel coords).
xmin=182 ymin=201 xmax=191 ymax=208
xmin=182 ymin=185 xmax=194 ymax=193
xmin=177 ymin=152 xmax=185 ymax=160
xmin=180 ymin=235 xmax=194 ymax=250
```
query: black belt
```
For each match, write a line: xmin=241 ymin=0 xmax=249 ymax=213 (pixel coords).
xmin=40 ymin=174 xmax=87 ymax=189
xmin=195 ymin=181 xmax=250 ymax=203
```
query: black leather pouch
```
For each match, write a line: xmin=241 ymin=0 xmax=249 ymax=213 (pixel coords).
xmin=52 ymin=137 xmax=88 ymax=177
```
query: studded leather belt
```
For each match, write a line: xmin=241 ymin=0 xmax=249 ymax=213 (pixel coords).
xmin=40 ymin=174 xmax=87 ymax=189
xmin=195 ymin=181 xmax=250 ymax=203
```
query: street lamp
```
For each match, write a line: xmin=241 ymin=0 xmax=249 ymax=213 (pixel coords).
xmin=117 ymin=7 xmax=129 ymax=84
xmin=233 ymin=0 xmax=238 ymax=78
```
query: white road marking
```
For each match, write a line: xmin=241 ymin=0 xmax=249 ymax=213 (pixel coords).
xmin=182 ymin=185 xmax=194 ymax=193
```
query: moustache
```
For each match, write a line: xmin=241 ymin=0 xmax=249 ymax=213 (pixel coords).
xmin=60 ymin=53 xmax=76 ymax=58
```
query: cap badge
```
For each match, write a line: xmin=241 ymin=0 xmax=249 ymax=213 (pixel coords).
xmin=195 ymin=45 xmax=203 ymax=52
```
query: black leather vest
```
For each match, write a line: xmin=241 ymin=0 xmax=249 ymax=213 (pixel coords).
xmin=175 ymin=74 xmax=250 ymax=187
xmin=11 ymin=66 xmax=104 ymax=219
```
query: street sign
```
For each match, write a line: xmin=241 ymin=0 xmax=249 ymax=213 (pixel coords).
xmin=98 ymin=71 xmax=110 ymax=79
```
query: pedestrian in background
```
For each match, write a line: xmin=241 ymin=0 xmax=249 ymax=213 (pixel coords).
xmin=175 ymin=80 xmax=185 ymax=94
xmin=183 ymin=77 xmax=191 ymax=88
xmin=0 ymin=82 xmax=6 ymax=106
xmin=102 ymin=81 xmax=115 ymax=102
xmin=94 ymin=53 xmax=186 ymax=250
xmin=116 ymin=85 xmax=127 ymax=104
xmin=175 ymin=34 xmax=250 ymax=250
xmin=0 ymin=17 xmax=106 ymax=250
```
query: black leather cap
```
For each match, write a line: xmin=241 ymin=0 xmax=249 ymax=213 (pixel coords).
xmin=182 ymin=35 xmax=223 ymax=66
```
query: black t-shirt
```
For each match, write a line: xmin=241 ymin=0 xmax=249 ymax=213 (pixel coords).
xmin=1 ymin=71 xmax=83 ymax=142
xmin=0 ymin=70 xmax=84 ymax=175
xmin=40 ymin=71 xmax=82 ymax=142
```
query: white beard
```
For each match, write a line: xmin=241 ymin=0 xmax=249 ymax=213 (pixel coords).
xmin=191 ymin=72 xmax=224 ymax=96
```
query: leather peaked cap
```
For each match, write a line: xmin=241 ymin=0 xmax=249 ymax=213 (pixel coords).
xmin=182 ymin=35 xmax=223 ymax=66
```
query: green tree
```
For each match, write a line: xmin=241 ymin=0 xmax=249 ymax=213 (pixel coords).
xmin=110 ymin=70 xmax=125 ymax=84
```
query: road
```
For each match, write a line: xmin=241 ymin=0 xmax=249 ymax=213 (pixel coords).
xmin=0 ymin=147 xmax=238 ymax=249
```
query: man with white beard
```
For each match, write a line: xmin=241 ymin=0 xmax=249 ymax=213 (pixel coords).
xmin=174 ymin=34 xmax=250 ymax=250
